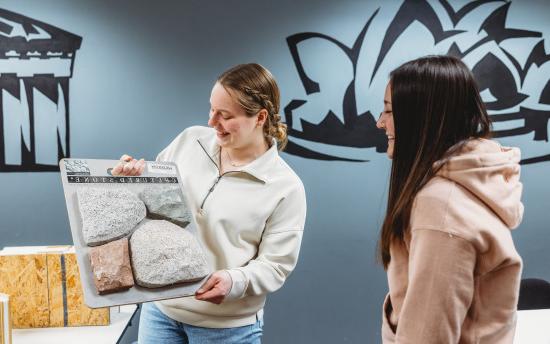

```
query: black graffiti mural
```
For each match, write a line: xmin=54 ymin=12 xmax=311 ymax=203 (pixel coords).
xmin=0 ymin=9 xmax=82 ymax=172
xmin=284 ymin=0 xmax=550 ymax=164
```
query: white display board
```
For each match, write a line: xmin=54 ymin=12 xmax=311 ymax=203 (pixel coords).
xmin=59 ymin=158 xmax=212 ymax=308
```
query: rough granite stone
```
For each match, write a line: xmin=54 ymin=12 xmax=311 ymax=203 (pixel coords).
xmin=77 ymin=187 xmax=146 ymax=246
xmin=89 ymin=237 xmax=134 ymax=294
xmin=139 ymin=186 xmax=192 ymax=227
xmin=129 ymin=220 xmax=209 ymax=288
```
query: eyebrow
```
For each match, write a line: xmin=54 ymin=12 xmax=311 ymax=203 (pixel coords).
xmin=209 ymin=103 xmax=231 ymax=114
xmin=214 ymin=110 xmax=231 ymax=117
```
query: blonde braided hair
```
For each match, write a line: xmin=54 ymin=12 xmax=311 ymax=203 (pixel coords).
xmin=242 ymin=86 xmax=288 ymax=150
xmin=217 ymin=63 xmax=288 ymax=151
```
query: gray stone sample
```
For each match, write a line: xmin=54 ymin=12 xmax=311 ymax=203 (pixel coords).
xmin=89 ymin=237 xmax=134 ymax=294
xmin=129 ymin=220 xmax=209 ymax=288
xmin=77 ymin=187 xmax=146 ymax=246
xmin=139 ymin=186 xmax=192 ymax=227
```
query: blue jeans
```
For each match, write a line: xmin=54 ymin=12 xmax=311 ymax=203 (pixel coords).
xmin=137 ymin=302 xmax=263 ymax=344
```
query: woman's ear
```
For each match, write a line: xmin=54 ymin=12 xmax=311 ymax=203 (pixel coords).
xmin=256 ymin=109 xmax=268 ymax=127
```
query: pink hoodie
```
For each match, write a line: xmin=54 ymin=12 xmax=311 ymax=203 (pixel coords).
xmin=382 ymin=138 xmax=524 ymax=343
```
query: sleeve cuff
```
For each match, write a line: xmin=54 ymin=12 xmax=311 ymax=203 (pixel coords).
xmin=224 ymin=269 xmax=248 ymax=300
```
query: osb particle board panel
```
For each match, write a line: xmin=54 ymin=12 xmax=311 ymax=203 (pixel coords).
xmin=0 ymin=250 xmax=109 ymax=328
xmin=0 ymin=254 xmax=50 ymax=328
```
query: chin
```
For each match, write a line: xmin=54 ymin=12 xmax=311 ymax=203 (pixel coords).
xmin=219 ymin=140 xmax=240 ymax=151
xmin=387 ymin=142 xmax=394 ymax=159
xmin=216 ymin=136 xmax=230 ymax=147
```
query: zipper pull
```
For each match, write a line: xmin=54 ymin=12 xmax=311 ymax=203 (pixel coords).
xmin=200 ymin=175 xmax=223 ymax=211
xmin=209 ymin=176 xmax=221 ymax=192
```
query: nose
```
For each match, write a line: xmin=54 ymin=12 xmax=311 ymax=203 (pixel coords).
xmin=376 ymin=112 xmax=385 ymax=129
xmin=208 ymin=111 xmax=218 ymax=127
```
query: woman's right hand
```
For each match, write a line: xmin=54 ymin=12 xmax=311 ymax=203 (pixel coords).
xmin=111 ymin=154 xmax=146 ymax=176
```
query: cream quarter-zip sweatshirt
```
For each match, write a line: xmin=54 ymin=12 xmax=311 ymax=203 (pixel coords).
xmin=154 ymin=126 xmax=307 ymax=328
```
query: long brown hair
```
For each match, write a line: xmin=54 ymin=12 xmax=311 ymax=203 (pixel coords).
xmin=217 ymin=63 xmax=288 ymax=150
xmin=378 ymin=55 xmax=491 ymax=269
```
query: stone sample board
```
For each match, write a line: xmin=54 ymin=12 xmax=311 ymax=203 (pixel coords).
xmin=60 ymin=159 xmax=212 ymax=308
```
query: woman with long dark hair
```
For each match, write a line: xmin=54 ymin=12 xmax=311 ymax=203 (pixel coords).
xmin=376 ymin=55 xmax=523 ymax=343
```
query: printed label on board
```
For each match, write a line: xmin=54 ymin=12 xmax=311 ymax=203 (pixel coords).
xmin=147 ymin=162 xmax=177 ymax=175
xmin=67 ymin=176 xmax=178 ymax=184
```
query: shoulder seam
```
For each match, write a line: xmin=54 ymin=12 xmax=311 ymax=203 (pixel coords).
xmin=264 ymin=228 xmax=304 ymax=236
xmin=411 ymin=227 xmax=474 ymax=244
xmin=441 ymin=180 xmax=457 ymax=229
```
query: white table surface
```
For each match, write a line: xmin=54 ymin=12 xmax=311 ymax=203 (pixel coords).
xmin=12 ymin=304 xmax=138 ymax=344
xmin=515 ymin=309 xmax=550 ymax=344
xmin=10 ymin=306 xmax=549 ymax=343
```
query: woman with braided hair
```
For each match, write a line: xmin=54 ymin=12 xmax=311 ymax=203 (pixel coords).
xmin=113 ymin=63 xmax=306 ymax=343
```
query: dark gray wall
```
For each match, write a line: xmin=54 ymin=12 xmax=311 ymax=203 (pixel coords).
xmin=1 ymin=1 xmax=549 ymax=343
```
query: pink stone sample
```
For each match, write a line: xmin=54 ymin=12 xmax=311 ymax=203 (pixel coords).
xmin=89 ymin=237 xmax=134 ymax=294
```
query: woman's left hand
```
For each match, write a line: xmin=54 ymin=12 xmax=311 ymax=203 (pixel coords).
xmin=195 ymin=270 xmax=232 ymax=304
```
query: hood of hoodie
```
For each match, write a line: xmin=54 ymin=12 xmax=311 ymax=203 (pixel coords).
xmin=436 ymin=138 xmax=524 ymax=229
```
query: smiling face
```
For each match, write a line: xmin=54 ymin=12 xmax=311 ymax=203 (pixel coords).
xmin=207 ymin=82 xmax=265 ymax=149
xmin=376 ymin=82 xmax=395 ymax=158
